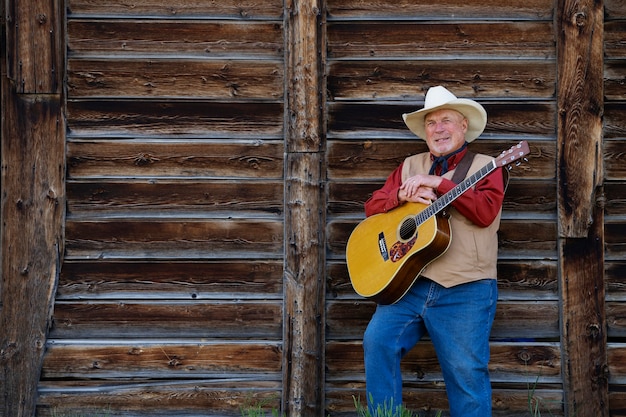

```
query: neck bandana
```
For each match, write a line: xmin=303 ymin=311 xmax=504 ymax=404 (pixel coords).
xmin=428 ymin=142 xmax=468 ymax=175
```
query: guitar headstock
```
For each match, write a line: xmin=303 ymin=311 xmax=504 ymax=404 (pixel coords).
xmin=495 ymin=141 xmax=530 ymax=168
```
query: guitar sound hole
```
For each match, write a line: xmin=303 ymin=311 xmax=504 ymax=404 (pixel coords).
xmin=399 ymin=218 xmax=417 ymax=241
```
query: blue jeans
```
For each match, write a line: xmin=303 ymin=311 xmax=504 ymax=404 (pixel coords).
xmin=363 ymin=278 xmax=497 ymax=417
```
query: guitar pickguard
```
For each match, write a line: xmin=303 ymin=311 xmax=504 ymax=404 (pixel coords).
xmin=389 ymin=236 xmax=417 ymax=262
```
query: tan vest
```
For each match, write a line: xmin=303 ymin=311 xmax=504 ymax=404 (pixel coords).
xmin=401 ymin=152 xmax=502 ymax=287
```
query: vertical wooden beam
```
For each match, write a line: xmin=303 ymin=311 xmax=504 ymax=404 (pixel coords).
xmin=557 ymin=0 xmax=608 ymax=416
xmin=0 ymin=0 xmax=64 ymax=416
xmin=283 ymin=0 xmax=326 ymax=416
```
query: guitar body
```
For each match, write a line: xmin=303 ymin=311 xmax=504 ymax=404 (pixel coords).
xmin=346 ymin=202 xmax=452 ymax=305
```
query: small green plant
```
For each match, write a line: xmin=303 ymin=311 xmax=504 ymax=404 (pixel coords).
xmin=354 ymin=394 xmax=441 ymax=417
xmin=240 ymin=396 xmax=285 ymax=417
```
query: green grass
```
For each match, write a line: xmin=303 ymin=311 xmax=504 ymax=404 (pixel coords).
xmin=354 ymin=395 xmax=442 ymax=417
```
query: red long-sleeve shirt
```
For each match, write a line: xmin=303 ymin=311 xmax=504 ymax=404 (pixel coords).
xmin=364 ymin=150 xmax=506 ymax=227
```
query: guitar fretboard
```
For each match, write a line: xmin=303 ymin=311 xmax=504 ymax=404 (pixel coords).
xmin=415 ymin=159 xmax=497 ymax=226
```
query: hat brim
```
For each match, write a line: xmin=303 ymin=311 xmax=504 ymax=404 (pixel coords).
xmin=402 ymin=99 xmax=487 ymax=142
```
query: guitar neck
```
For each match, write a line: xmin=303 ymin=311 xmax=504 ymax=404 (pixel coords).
xmin=415 ymin=159 xmax=497 ymax=225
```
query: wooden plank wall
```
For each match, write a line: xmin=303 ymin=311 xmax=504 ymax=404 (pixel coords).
xmin=21 ymin=0 xmax=624 ymax=416
xmin=323 ymin=1 xmax=562 ymax=416
xmin=605 ymin=1 xmax=626 ymax=415
xmin=36 ymin=1 xmax=287 ymax=416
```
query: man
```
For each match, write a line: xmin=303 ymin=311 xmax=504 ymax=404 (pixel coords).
xmin=362 ymin=86 xmax=506 ymax=416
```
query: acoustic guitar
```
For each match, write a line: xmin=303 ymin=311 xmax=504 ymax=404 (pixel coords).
xmin=346 ymin=140 xmax=530 ymax=305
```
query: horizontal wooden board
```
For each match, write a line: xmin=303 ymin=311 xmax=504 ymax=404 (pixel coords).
xmin=327 ymin=60 xmax=556 ymax=101
xmin=66 ymin=101 xmax=283 ymax=137
xmin=68 ymin=0 xmax=283 ymax=19
xmin=606 ymin=0 xmax=626 ymax=20
xmin=326 ymin=218 xmax=557 ymax=259
xmin=605 ymin=182 xmax=626 ymax=217
xmin=67 ymin=140 xmax=284 ymax=179
xmin=605 ymin=21 xmax=626 ymax=59
xmin=606 ymin=302 xmax=626 ymax=338
xmin=68 ymin=20 xmax=283 ymax=58
xmin=68 ymin=59 xmax=284 ymax=99
xmin=327 ymin=179 xmax=557 ymax=218
xmin=605 ymin=138 xmax=626 ymax=180
xmin=64 ymin=218 xmax=283 ymax=259
xmin=605 ymin=60 xmax=626 ymax=101
xmin=67 ymin=180 xmax=284 ymax=218
xmin=609 ymin=344 xmax=626 ymax=384
xmin=50 ymin=300 xmax=282 ymax=339
xmin=41 ymin=341 xmax=282 ymax=378
xmin=325 ymin=300 xmax=559 ymax=340
xmin=327 ymin=102 xmax=557 ymax=139
xmin=37 ymin=380 xmax=281 ymax=417
xmin=326 ymin=139 xmax=555 ymax=180
xmin=605 ymin=103 xmax=626 ymax=139
xmin=326 ymin=259 xmax=559 ymax=301
xmin=326 ymin=384 xmax=564 ymax=417
xmin=327 ymin=22 xmax=555 ymax=59
xmin=326 ymin=341 xmax=560 ymax=383
xmin=606 ymin=222 xmax=626 ymax=260
xmin=57 ymin=260 xmax=284 ymax=300
xmin=326 ymin=0 xmax=554 ymax=20
xmin=607 ymin=261 xmax=626 ymax=301
xmin=610 ymin=391 xmax=626 ymax=417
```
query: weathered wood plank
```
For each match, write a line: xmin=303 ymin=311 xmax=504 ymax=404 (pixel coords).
xmin=68 ymin=0 xmax=284 ymax=19
xmin=50 ymin=301 xmax=282 ymax=338
xmin=606 ymin=221 xmax=626 ymax=260
xmin=282 ymin=1 xmax=326 ymax=415
xmin=605 ymin=21 xmax=626 ymax=59
xmin=42 ymin=341 xmax=282 ymax=378
xmin=604 ymin=103 xmax=626 ymax=139
xmin=328 ymin=22 xmax=555 ymax=59
xmin=606 ymin=262 xmax=626 ymax=301
xmin=5 ymin=0 xmax=62 ymax=93
xmin=64 ymin=219 xmax=283 ymax=259
xmin=37 ymin=380 xmax=281 ymax=417
xmin=0 ymin=94 xmax=65 ymax=416
xmin=67 ymin=180 xmax=284 ymax=217
xmin=326 ymin=385 xmax=564 ymax=417
xmin=608 ymin=344 xmax=626 ymax=384
xmin=56 ymin=260 xmax=284 ymax=300
xmin=68 ymin=20 xmax=284 ymax=58
xmin=327 ymin=260 xmax=559 ymax=301
xmin=604 ymin=138 xmax=626 ymax=180
xmin=609 ymin=391 xmax=626 ymax=417
xmin=557 ymin=1 xmax=608 ymax=415
xmin=605 ymin=60 xmax=626 ymax=101
xmin=606 ymin=302 xmax=626 ymax=338
xmin=66 ymin=101 xmax=284 ymax=136
xmin=68 ymin=59 xmax=284 ymax=99
xmin=605 ymin=0 xmax=626 ymax=19
xmin=327 ymin=140 xmax=555 ymax=180
xmin=67 ymin=140 xmax=284 ymax=179
xmin=325 ymin=300 xmax=560 ymax=340
xmin=328 ymin=60 xmax=555 ymax=101
xmin=327 ymin=102 xmax=556 ymax=139
xmin=326 ymin=218 xmax=557 ymax=259
xmin=326 ymin=341 xmax=560 ymax=382
xmin=557 ymin=0 xmax=604 ymax=237
xmin=326 ymin=0 xmax=554 ymax=19
xmin=605 ymin=183 xmax=626 ymax=217
xmin=327 ymin=179 xmax=556 ymax=217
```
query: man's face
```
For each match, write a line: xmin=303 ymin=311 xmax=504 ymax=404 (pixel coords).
xmin=423 ymin=108 xmax=468 ymax=157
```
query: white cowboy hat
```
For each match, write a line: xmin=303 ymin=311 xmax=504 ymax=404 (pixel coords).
xmin=402 ymin=86 xmax=487 ymax=142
